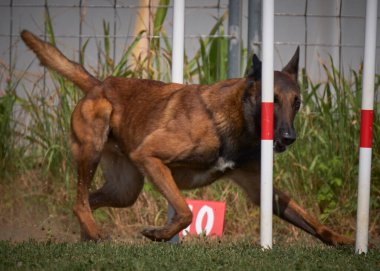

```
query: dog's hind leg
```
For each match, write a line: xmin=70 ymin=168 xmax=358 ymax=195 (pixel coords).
xmin=229 ymin=162 xmax=354 ymax=246
xmin=89 ymin=144 xmax=144 ymax=210
xmin=71 ymin=96 xmax=112 ymax=241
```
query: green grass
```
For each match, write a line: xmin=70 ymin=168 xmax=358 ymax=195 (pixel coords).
xmin=0 ymin=240 xmax=379 ymax=271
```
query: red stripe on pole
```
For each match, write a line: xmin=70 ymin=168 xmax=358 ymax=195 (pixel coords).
xmin=261 ymin=102 xmax=274 ymax=140
xmin=360 ymin=109 xmax=374 ymax=148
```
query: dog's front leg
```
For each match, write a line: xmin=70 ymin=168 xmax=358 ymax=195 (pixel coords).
xmin=130 ymin=146 xmax=192 ymax=241
xmin=229 ymin=162 xmax=354 ymax=246
xmin=272 ymin=189 xmax=354 ymax=246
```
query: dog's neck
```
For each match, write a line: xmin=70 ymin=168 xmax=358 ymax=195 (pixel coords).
xmin=200 ymin=79 xmax=246 ymax=133
xmin=199 ymin=78 xmax=260 ymax=162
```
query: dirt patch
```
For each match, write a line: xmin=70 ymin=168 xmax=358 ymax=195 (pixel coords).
xmin=0 ymin=171 xmax=77 ymax=242
xmin=0 ymin=195 xmax=78 ymax=242
xmin=1 ymin=170 xmax=378 ymax=245
xmin=0 ymin=171 xmax=160 ymax=243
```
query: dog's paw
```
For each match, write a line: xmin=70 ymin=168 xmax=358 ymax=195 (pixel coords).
xmin=322 ymin=231 xmax=355 ymax=247
xmin=333 ymin=235 xmax=355 ymax=247
xmin=80 ymin=228 xmax=111 ymax=242
xmin=141 ymin=226 xmax=173 ymax=242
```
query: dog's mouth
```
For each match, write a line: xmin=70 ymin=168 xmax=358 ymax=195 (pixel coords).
xmin=273 ymin=139 xmax=287 ymax=153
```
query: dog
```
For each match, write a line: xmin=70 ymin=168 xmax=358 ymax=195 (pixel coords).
xmin=21 ymin=30 xmax=353 ymax=246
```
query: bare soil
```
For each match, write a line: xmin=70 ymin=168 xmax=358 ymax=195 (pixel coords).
xmin=1 ymin=171 xmax=378 ymax=246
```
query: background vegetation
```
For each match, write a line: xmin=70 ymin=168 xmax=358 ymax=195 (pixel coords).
xmin=0 ymin=3 xmax=379 ymax=245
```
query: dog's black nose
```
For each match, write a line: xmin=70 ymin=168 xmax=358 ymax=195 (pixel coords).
xmin=281 ymin=131 xmax=296 ymax=145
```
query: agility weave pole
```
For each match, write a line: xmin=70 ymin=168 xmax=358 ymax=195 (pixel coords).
xmin=168 ymin=0 xmax=185 ymax=243
xmin=355 ymin=0 xmax=377 ymax=254
xmin=171 ymin=0 xmax=185 ymax=84
xmin=260 ymin=0 xmax=274 ymax=249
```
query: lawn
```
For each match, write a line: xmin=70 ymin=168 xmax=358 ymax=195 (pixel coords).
xmin=1 ymin=240 xmax=379 ymax=271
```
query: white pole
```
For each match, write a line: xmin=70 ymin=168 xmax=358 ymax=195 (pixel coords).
xmin=172 ymin=0 xmax=185 ymax=84
xmin=169 ymin=0 xmax=185 ymax=243
xmin=260 ymin=0 xmax=274 ymax=249
xmin=355 ymin=0 xmax=377 ymax=254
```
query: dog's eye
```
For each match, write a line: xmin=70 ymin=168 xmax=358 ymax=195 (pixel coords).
xmin=294 ymin=98 xmax=301 ymax=111
xmin=274 ymin=96 xmax=280 ymax=105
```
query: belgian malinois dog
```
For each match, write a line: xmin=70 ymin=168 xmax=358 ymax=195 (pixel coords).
xmin=21 ymin=30 xmax=353 ymax=246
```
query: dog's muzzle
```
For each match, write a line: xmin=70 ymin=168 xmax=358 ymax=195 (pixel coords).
xmin=274 ymin=140 xmax=287 ymax=153
xmin=274 ymin=131 xmax=296 ymax=153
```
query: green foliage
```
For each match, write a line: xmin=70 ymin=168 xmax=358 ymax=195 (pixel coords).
xmin=16 ymin=19 xmax=79 ymax=193
xmin=185 ymin=11 xmax=228 ymax=84
xmin=0 ymin=60 xmax=32 ymax=180
xmin=0 ymin=75 xmax=17 ymax=178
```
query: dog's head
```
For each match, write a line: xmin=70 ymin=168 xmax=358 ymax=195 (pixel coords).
xmin=245 ymin=47 xmax=301 ymax=153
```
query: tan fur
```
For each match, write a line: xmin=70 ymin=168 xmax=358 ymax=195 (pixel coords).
xmin=20 ymin=30 xmax=100 ymax=93
xmin=21 ymin=30 xmax=354 ymax=246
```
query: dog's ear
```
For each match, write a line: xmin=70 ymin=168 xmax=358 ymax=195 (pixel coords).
xmin=246 ymin=54 xmax=262 ymax=81
xmin=282 ymin=46 xmax=299 ymax=82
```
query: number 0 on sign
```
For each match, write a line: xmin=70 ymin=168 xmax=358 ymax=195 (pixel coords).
xmin=180 ymin=200 xmax=226 ymax=237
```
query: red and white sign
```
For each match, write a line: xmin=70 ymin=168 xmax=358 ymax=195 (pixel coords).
xmin=180 ymin=199 xmax=226 ymax=237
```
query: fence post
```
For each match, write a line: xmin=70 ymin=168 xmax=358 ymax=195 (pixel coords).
xmin=260 ymin=0 xmax=274 ymax=250
xmin=227 ymin=0 xmax=242 ymax=78
xmin=355 ymin=0 xmax=377 ymax=255
xmin=168 ymin=0 xmax=185 ymax=244
xmin=248 ymin=0 xmax=262 ymax=58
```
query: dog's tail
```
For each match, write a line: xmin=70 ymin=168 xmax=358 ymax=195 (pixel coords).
xmin=20 ymin=30 xmax=100 ymax=93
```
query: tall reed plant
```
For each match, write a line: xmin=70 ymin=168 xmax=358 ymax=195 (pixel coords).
xmin=0 ymin=66 xmax=17 ymax=179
